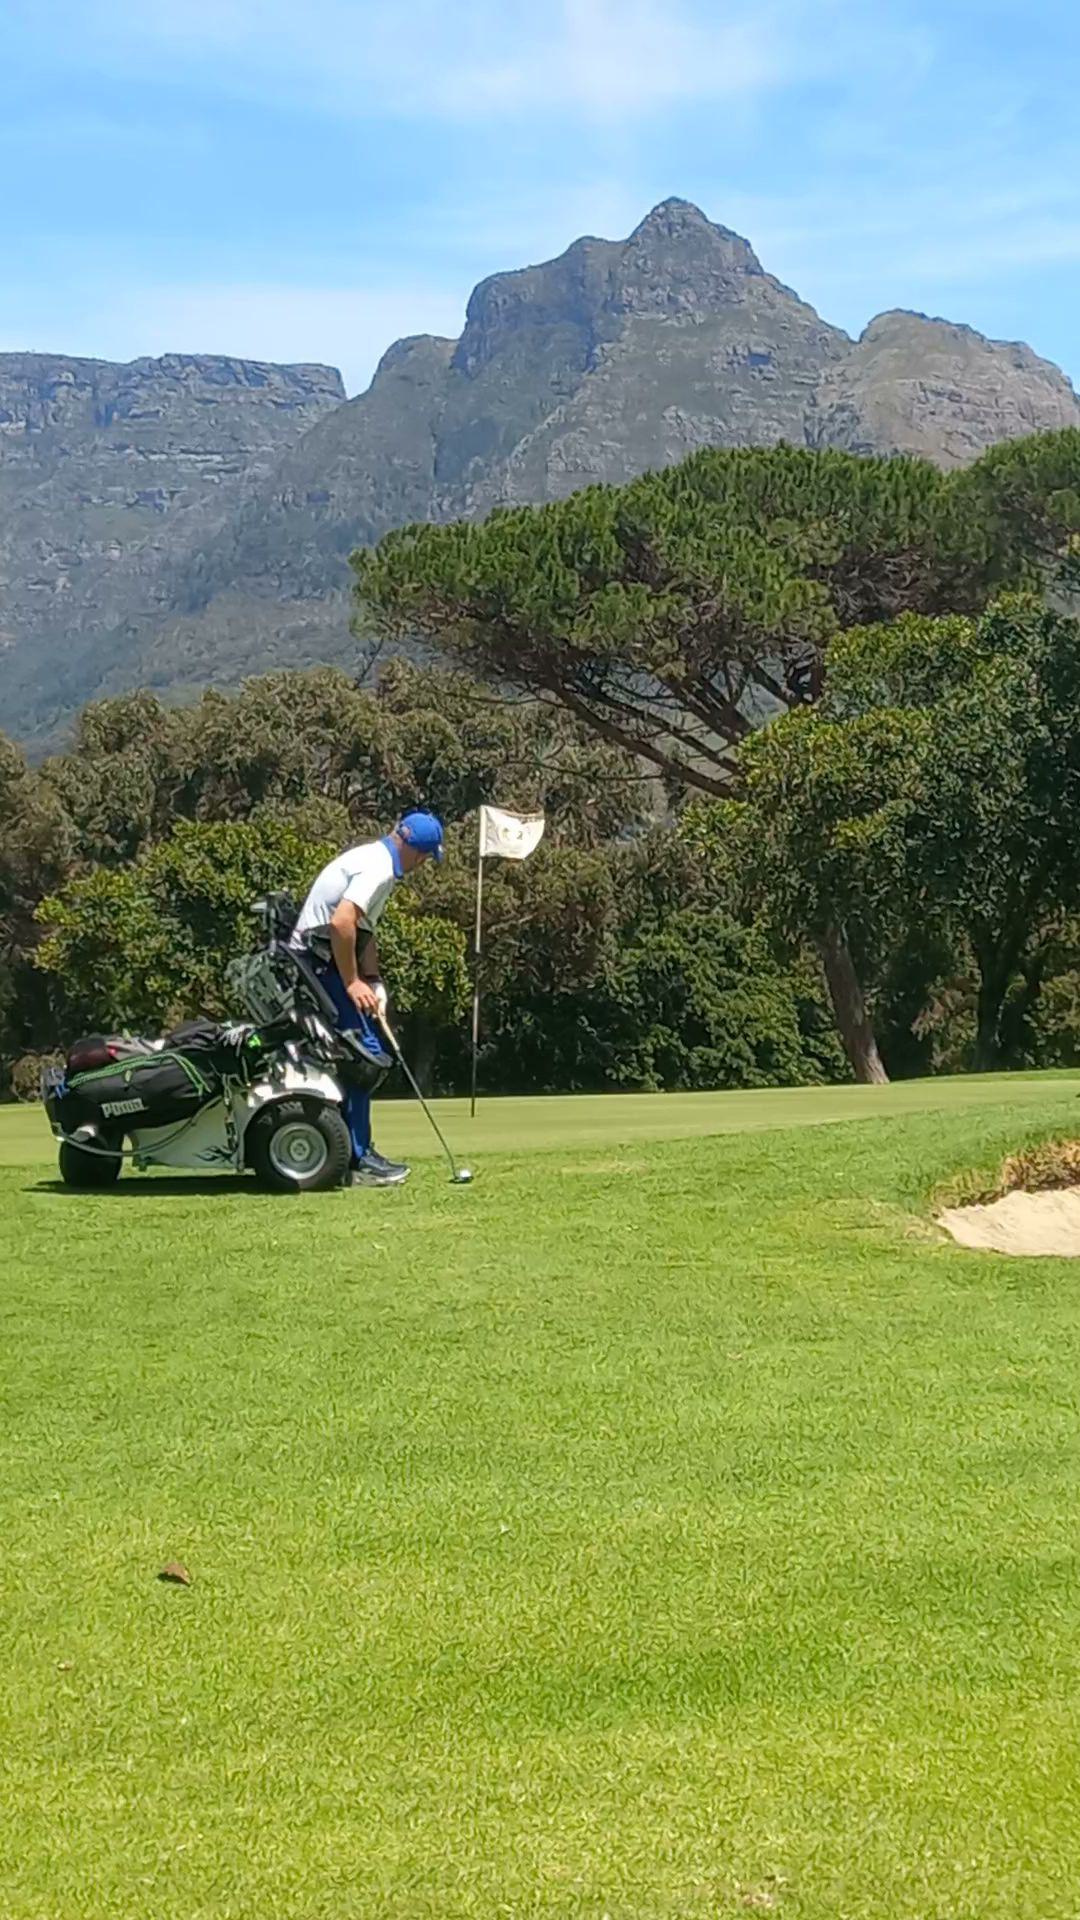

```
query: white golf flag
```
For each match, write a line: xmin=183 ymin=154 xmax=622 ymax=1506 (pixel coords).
xmin=479 ymin=805 xmax=545 ymax=861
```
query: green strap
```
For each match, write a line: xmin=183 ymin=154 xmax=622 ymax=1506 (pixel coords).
xmin=68 ymin=1050 xmax=210 ymax=1097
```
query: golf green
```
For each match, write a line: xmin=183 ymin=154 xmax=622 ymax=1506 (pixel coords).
xmin=3 ymin=1076 xmax=1080 ymax=1917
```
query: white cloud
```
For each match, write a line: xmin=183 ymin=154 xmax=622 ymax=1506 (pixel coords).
xmin=432 ymin=0 xmax=777 ymax=117
xmin=76 ymin=0 xmax=819 ymax=120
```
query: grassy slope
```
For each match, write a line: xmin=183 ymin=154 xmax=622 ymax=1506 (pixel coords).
xmin=3 ymin=1078 xmax=1080 ymax=1918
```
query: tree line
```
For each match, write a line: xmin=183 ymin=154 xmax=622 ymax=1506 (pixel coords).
xmin=355 ymin=429 xmax=1080 ymax=1080
xmin=3 ymin=430 xmax=1080 ymax=1097
xmin=0 ymin=660 xmax=841 ymax=1098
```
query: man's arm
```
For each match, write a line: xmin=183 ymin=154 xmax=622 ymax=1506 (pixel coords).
xmin=358 ymin=933 xmax=388 ymax=1016
xmin=329 ymin=900 xmax=379 ymax=1015
xmin=357 ymin=931 xmax=380 ymax=979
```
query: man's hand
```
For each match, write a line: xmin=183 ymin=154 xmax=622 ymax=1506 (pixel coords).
xmin=346 ymin=978 xmax=379 ymax=1016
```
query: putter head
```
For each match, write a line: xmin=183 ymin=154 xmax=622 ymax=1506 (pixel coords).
xmin=452 ymin=1168 xmax=474 ymax=1185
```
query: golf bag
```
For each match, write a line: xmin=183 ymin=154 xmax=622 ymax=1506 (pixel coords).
xmin=54 ymin=1020 xmax=260 ymax=1142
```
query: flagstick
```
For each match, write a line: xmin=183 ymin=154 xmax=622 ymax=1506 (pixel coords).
xmin=470 ymin=816 xmax=485 ymax=1119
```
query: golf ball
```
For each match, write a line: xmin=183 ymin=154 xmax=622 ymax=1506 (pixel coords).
xmin=454 ymin=1168 xmax=474 ymax=1184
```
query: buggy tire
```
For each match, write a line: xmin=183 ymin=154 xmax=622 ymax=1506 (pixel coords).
xmin=246 ymin=1100 xmax=351 ymax=1194
xmin=59 ymin=1140 xmax=122 ymax=1188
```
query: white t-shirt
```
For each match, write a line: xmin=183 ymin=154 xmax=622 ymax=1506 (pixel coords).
xmin=291 ymin=838 xmax=401 ymax=955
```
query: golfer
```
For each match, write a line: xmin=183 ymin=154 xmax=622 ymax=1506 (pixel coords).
xmin=290 ymin=810 xmax=445 ymax=1186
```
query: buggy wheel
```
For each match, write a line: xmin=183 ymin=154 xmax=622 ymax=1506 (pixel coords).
xmin=59 ymin=1140 xmax=122 ymax=1188
xmin=246 ymin=1100 xmax=351 ymax=1194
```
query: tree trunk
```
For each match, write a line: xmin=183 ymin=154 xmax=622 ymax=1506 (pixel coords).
xmin=997 ymin=946 xmax=1048 ymax=1067
xmin=409 ymin=1017 xmax=438 ymax=1096
xmin=816 ymin=920 xmax=889 ymax=1084
xmin=973 ymin=944 xmax=1018 ymax=1072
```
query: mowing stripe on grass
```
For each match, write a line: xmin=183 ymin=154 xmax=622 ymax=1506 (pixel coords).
xmin=3 ymin=1087 xmax=1080 ymax=1915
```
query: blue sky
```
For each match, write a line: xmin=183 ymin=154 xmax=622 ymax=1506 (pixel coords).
xmin=3 ymin=0 xmax=1078 ymax=395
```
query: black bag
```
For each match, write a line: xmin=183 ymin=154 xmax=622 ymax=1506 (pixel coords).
xmin=59 ymin=1046 xmax=221 ymax=1136
xmin=162 ymin=1018 xmax=266 ymax=1082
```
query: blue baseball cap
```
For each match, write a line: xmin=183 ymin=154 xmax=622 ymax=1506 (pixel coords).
xmin=397 ymin=810 xmax=445 ymax=862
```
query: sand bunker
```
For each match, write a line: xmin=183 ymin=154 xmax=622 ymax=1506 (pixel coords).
xmin=939 ymin=1187 xmax=1080 ymax=1256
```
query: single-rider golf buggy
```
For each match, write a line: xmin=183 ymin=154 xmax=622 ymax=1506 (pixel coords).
xmin=44 ymin=895 xmax=393 ymax=1193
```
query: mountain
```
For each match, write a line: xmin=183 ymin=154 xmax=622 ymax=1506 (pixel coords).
xmin=0 ymin=354 xmax=345 ymax=737
xmin=811 ymin=309 xmax=1080 ymax=464
xmin=2 ymin=199 xmax=1078 ymax=742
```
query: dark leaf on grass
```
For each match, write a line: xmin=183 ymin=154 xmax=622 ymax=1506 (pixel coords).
xmin=158 ymin=1561 xmax=191 ymax=1586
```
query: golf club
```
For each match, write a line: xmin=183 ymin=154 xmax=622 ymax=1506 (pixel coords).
xmin=376 ymin=1010 xmax=474 ymax=1185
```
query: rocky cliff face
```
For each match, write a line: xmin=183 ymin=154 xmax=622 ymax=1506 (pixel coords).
xmin=2 ymin=201 xmax=1077 ymax=741
xmin=812 ymin=310 xmax=1080 ymax=465
xmin=484 ymin=202 xmax=848 ymax=506
xmin=0 ymin=354 xmax=344 ymax=732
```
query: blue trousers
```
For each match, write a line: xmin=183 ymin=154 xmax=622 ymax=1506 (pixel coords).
xmin=316 ymin=964 xmax=377 ymax=1162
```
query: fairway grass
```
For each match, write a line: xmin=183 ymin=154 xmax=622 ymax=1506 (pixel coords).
xmin=4 ymin=1078 xmax=1080 ymax=1917
xmin=3 ymin=1066 xmax=1080 ymax=1169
